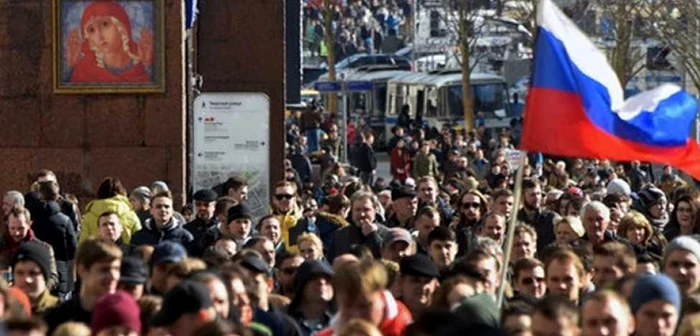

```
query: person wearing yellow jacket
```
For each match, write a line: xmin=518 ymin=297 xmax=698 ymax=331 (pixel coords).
xmin=80 ymin=177 xmax=141 ymax=244
xmin=271 ymin=181 xmax=302 ymax=251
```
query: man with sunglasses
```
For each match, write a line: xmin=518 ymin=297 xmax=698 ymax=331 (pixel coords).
xmin=271 ymin=181 xmax=303 ymax=250
xmin=276 ymin=253 xmax=305 ymax=298
xmin=184 ymin=189 xmax=219 ymax=256
xmin=512 ymin=257 xmax=547 ymax=300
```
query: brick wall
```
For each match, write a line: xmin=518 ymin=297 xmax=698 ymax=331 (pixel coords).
xmin=0 ymin=0 xmax=185 ymax=203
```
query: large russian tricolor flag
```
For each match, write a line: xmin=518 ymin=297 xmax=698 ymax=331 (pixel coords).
xmin=522 ymin=0 xmax=700 ymax=180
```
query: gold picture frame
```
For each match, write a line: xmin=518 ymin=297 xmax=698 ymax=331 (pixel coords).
xmin=52 ymin=0 xmax=166 ymax=94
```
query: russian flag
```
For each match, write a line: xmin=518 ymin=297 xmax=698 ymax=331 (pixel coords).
xmin=522 ymin=0 xmax=700 ymax=180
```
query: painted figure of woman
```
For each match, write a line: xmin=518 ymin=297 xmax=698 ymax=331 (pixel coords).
xmin=65 ymin=1 xmax=153 ymax=83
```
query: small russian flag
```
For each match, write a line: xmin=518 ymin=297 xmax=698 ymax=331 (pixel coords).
xmin=185 ymin=0 xmax=198 ymax=30
xmin=522 ymin=0 xmax=700 ymax=180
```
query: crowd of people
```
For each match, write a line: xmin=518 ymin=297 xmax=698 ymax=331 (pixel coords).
xmin=304 ymin=0 xmax=411 ymax=63
xmin=0 ymin=111 xmax=700 ymax=336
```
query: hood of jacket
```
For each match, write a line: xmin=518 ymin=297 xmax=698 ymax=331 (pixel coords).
xmin=288 ymin=260 xmax=334 ymax=314
xmin=84 ymin=195 xmax=133 ymax=216
xmin=143 ymin=216 xmax=183 ymax=233
xmin=317 ymin=212 xmax=349 ymax=227
xmin=36 ymin=201 xmax=62 ymax=220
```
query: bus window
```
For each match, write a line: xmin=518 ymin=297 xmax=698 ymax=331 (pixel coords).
xmin=446 ymin=83 xmax=509 ymax=118
xmin=416 ymin=89 xmax=425 ymax=119
xmin=426 ymin=87 xmax=439 ymax=117
xmin=375 ymin=84 xmax=388 ymax=117
xmin=471 ymin=83 xmax=507 ymax=117
xmin=447 ymin=85 xmax=464 ymax=118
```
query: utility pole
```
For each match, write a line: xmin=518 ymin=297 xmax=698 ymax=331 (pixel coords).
xmin=324 ymin=0 xmax=338 ymax=115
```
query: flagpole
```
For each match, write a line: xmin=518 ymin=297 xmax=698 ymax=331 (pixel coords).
xmin=496 ymin=151 xmax=528 ymax=307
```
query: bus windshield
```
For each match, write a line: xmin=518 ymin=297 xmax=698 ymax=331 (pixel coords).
xmin=447 ymin=83 xmax=508 ymax=118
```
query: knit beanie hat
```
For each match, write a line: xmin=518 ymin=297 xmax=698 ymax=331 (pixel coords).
xmin=629 ymin=274 xmax=681 ymax=314
xmin=129 ymin=186 xmax=152 ymax=203
xmin=664 ymin=236 xmax=700 ymax=266
xmin=606 ymin=178 xmax=631 ymax=196
xmin=227 ymin=203 xmax=253 ymax=223
xmin=91 ymin=291 xmax=141 ymax=335
xmin=12 ymin=241 xmax=52 ymax=281
xmin=637 ymin=186 xmax=666 ymax=208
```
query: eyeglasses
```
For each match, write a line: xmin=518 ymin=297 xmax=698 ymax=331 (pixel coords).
xmin=461 ymin=202 xmax=481 ymax=209
xmin=281 ymin=267 xmax=298 ymax=275
xmin=275 ymin=194 xmax=294 ymax=200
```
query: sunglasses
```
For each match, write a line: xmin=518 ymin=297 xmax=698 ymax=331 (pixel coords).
xmin=275 ymin=194 xmax=294 ymax=200
xmin=461 ymin=202 xmax=481 ymax=209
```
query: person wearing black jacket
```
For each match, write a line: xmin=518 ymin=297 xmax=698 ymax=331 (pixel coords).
xmin=355 ymin=131 xmax=377 ymax=185
xmin=287 ymin=260 xmax=335 ymax=336
xmin=517 ymin=178 xmax=557 ymax=251
xmin=131 ymin=191 xmax=194 ymax=248
xmin=328 ymin=191 xmax=388 ymax=261
xmin=32 ymin=170 xmax=81 ymax=234
xmin=32 ymin=181 xmax=78 ymax=296
xmin=44 ymin=239 xmax=123 ymax=334
xmin=184 ymin=189 xmax=219 ymax=257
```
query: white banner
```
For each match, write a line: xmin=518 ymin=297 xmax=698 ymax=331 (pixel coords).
xmin=193 ymin=93 xmax=270 ymax=221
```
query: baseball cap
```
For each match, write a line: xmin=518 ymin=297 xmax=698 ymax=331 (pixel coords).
xmin=150 ymin=281 xmax=213 ymax=327
xmin=240 ymin=254 xmax=271 ymax=275
xmin=150 ymin=241 xmax=187 ymax=266
xmin=383 ymin=228 xmax=413 ymax=248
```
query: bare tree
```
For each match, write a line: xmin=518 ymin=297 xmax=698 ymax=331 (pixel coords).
xmin=438 ymin=0 xmax=493 ymax=132
xmin=323 ymin=0 xmax=339 ymax=114
xmin=647 ymin=0 xmax=700 ymax=91
xmin=602 ymin=0 xmax=651 ymax=88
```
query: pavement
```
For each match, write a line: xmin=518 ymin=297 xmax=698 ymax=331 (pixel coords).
xmin=376 ymin=152 xmax=391 ymax=181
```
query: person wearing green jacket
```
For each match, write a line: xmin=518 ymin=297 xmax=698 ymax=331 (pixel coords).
xmin=412 ymin=141 xmax=439 ymax=180
xmin=81 ymin=177 xmax=141 ymax=244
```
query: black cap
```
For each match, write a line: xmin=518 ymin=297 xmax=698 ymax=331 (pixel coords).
xmin=150 ymin=280 xmax=213 ymax=326
xmin=12 ymin=241 xmax=52 ymax=281
xmin=193 ymin=189 xmax=218 ymax=202
xmin=227 ymin=203 xmax=252 ymax=223
xmin=391 ymin=185 xmax=417 ymax=201
xmin=119 ymin=257 xmax=147 ymax=285
xmin=240 ymin=255 xmax=270 ymax=275
xmin=400 ymin=254 xmax=439 ymax=279
xmin=293 ymin=260 xmax=333 ymax=293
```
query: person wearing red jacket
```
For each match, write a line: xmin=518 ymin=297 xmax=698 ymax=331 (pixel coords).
xmin=317 ymin=260 xmax=412 ymax=336
xmin=390 ymin=138 xmax=411 ymax=183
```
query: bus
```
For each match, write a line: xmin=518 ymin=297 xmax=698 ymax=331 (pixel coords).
xmin=386 ymin=69 xmax=515 ymax=136
xmin=316 ymin=66 xmax=412 ymax=148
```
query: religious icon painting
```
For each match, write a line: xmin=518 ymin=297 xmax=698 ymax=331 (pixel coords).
xmin=53 ymin=0 xmax=165 ymax=93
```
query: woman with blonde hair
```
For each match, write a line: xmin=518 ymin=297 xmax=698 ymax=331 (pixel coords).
xmin=554 ymin=216 xmax=585 ymax=244
xmin=297 ymin=232 xmax=324 ymax=260
xmin=618 ymin=211 xmax=666 ymax=260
